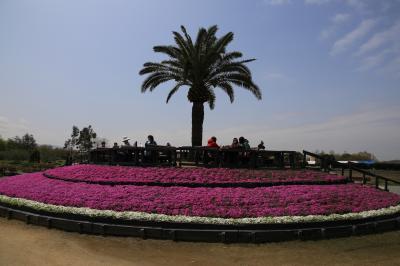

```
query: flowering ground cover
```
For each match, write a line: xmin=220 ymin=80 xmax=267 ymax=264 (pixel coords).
xmin=0 ymin=172 xmax=399 ymax=221
xmin=43 ymin=165 xmax=346 ymax=186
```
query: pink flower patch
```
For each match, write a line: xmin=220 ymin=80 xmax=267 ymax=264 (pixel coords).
xmin=44 ymin=165 xmax=346 ymax=185
xmin=0 ymin=172 xmax=399 ymax=218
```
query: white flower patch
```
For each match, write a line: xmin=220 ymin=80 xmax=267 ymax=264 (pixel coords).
xmin=1 ymin=194 xmax=400 ymax=225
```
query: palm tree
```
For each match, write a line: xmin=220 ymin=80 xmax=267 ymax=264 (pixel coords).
xmin=139 ymin=25 xmax=262 ymax=146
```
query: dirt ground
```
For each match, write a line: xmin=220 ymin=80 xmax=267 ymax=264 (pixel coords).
xmin=0 ymin=219 xmax=400 ymax=266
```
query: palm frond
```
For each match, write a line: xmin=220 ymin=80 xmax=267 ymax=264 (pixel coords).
xmin=212 ymin=32 xmax=234 ymax=54
xmin=166 ymin=82 xmax=186 ymax=103
xmin=139 ymin=25 xmax=262 ymax=106
xmin=218 ymin=82 xmax=234 ymax=103
xmin=207 ymin=89 xmax=216 ymax=110
xmin=153 ymin=45 xmax=181 ymax=59
xmin=141 ymin=72 xmax=177 ymax=92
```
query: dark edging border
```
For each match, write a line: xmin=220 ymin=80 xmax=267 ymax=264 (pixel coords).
xmin=1 ymin=203 xmax=399 ymax=243
xmin=43 ymin=173 xmax=348 ymax=188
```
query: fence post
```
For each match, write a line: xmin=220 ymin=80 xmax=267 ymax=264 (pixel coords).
xmin=348 ymin=162 xmax=352 ymax=181
xmin=384 ymin=180 xmax=388 ymax=191
xmin=362 ymin=173 xmax=366 ymax=184
xmin=303 ymin=152 xmax=307 ymax=168
xmin=289 ymin=152 xmax=295 ymax=169
xmin=375 ymin=177 xmax=379 ymax=189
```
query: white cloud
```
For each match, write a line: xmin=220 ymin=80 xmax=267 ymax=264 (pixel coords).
xmin=357 ymin=20 xmax=400 ymax=56
xmin=332 ymin=13 xmax=351 ymax=24
xmin=356 ymin=49 xmax=391 ymax=71
xmin=320 ymin=13 xmax=351 ymax=40
xmin=265 ymin=0 xmax=291 ymax=5
xmin=377 ymin=55 xmax=400 ymax=78
xmin=330 ymin=19 xmax=376 ymax=55
xmin=320 ymin=28 xmax=333 ymax=40
xmin=305 ymin=0 xmax=330 ymax=5
xmin=212 ymin=106 xmax=400 ymax=160
xmin=344 ymin=0 xmax=366 ymax=11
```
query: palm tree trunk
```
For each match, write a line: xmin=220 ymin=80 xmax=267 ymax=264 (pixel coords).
xmin=191 ymin=102 xmax=204 ymax=146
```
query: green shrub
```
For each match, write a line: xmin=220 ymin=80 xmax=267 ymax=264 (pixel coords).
xmin=0 ymin=149 xmax=30 ymax=161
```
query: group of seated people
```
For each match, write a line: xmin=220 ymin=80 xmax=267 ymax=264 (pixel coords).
xmin=204 ymin=136 xmax=266 ymax=166
xmin=94 ymin=134 xmax=269 ymax=166
xmin=94 ymin=135 xmax=173 ymax=164
xmin=102 ymin=135 xmax=264 ymax=151
xmin=108 ymin=135 xmax=171 ymax=149
xmin=207 ymin=136 xmax=265 ymax=150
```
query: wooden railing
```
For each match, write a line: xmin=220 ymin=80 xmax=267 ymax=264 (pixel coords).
xmin=89 ymin=146 xmax=177 ymax=166
xmin=346 ymin=162 xmax=400 ymax=191
xmin=89 ymin=146 xmax=300 ymax=169
xmin=303 ymin=150 xmax=400 ymax=192
xmin=302 ymin=150 xmax=335 ymax=172
xmin=177 ymin=146 xmax=300 ymax=169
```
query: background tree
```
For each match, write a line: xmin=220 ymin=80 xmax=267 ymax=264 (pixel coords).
xmin=21 ymin=133 xmax=37 ymax=150
xmin=77 ymin=125 xmax=97 ymax=152
xmin=7 ymin=133 xmax=37 ymax=150
xmin=64 ymin=126 xmax=79 ymax=151
xmin=0 ymin=136 xmax=6 ymax=151
xmin=316 ymin=150 xmax=377 ymax=161
xmin=139 ymin=25 xmax=261 ymax=146
xmin=64 ymin=126 xmax=80 ymax=164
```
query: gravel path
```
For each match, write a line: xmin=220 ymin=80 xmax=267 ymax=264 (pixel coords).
xmin=1 ymin=218 xmax=400 ymax=266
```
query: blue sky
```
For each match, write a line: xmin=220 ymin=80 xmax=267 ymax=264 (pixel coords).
xmin=0 ymin=0 xmax=399 ymax=160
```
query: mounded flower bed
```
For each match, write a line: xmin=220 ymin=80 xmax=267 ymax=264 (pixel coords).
xmin=0 ymin=171 xmax=399 ymax=224
xmin=43 ymin=165 xmax=347 ymax=186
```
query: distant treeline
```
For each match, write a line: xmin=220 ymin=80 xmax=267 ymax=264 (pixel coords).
xmin=0 ymin=134 xmax=68 ymax=162
xmin=315 ymin=150 xmax=377 ymax=161
xmin=315 ymin=150 xmax=400 ymax=170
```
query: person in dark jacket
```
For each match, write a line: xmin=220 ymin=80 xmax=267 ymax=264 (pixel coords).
xmin=238 ymin=136 xmax=251 ymax=165
xmin=145 ymin=135 xmax=157 ymax=146
xmin=258 ymin=141 xmax=265 ymax=150
xmin=239 ymin=137 xmax=250 ymax=149
xmin=231 ymin=138 xmax=240 ymax=148
xmin=145 ymin=135 xmax=158 ymax=163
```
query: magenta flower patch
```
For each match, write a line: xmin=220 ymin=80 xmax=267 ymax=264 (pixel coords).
xmin=0 ymin=172 xmax=399 ymax=219
xmin=44 ymin=165 xmax=346 ymax=185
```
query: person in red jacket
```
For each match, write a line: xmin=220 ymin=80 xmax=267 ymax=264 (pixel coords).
xmin=205 ymin=136 xmax=219 ymax=165
xmin=207 ymin=136 xmax=219 ymax=148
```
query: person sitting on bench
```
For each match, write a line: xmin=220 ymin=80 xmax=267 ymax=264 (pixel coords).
xmin=145 ymin=135 xmax=158 ymax=162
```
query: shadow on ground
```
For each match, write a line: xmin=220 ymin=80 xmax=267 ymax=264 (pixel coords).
xmin=1 ymin=218 xmax=400 ymax=266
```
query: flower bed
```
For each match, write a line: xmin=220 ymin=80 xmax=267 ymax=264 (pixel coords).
xmin=0 ymin=172 xmax=399 ymax=221
xmin=43 ymin=165 xmax=346 ymax=186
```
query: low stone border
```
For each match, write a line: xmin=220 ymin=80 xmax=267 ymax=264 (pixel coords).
xmin=1 ymin=195 xmax=400 ymax=243
xmin=43 ymin=173 xmax=348 ymax=188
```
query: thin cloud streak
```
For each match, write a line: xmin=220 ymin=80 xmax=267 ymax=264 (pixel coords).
xmin=330 ymin=19 xmax=376 ymax=55
xmin=305 ymin=0 xmax=331 ymax=5
xmin=356 ymin=20 xmax=400 ymax=56
xmin=320 ymin=13 xmax=351 ymax=40
xmin=332 ymin=13 xmax=351 ymax=24
xmin=212 ymin=106 xmax=400 ymax=160
xmin=264 ymin=0 xmax=291 ymax=5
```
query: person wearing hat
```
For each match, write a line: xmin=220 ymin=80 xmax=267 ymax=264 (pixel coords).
xmin=122 ymin=137 xmax=131 ymax=146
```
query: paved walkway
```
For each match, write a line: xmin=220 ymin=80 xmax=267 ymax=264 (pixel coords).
xmin=1 ymin=218 xmax=400 ymax=266
xmin=389 ymin=185 xmax=400 ymax=195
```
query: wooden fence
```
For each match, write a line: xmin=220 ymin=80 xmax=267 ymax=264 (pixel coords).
xmin=89 ymin=146 xmax=301 ymax=169
xmin=303 ymin=150 xmax=400 ymax=192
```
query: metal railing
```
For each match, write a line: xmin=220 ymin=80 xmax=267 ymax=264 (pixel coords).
xmin=303 ymin=150 xmax=400 ymax=192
